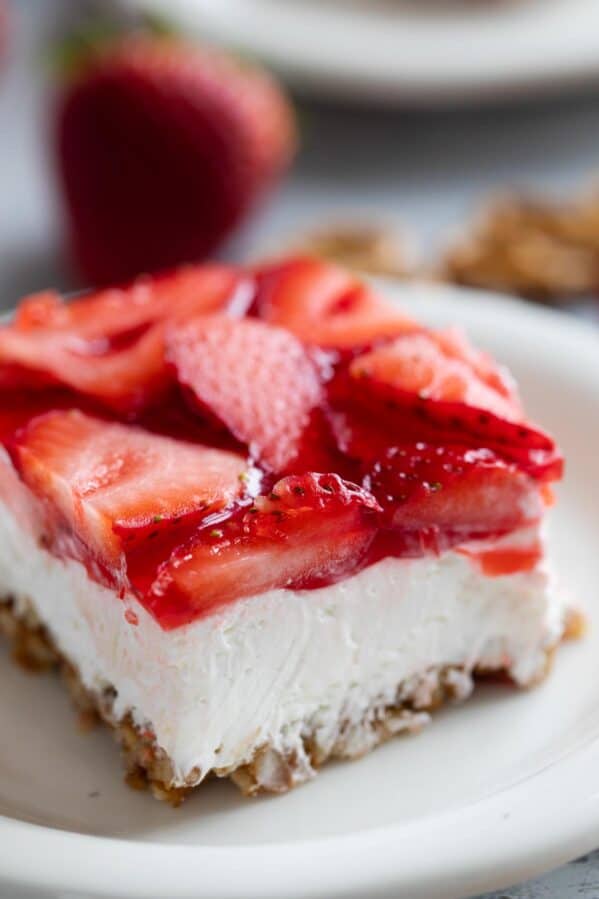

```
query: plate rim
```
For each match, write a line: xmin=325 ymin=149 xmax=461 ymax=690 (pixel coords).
xmin=1 ymin=283 xmax=599 ymax=898
xmin=149 ymin=0 xmax=599 ymax=105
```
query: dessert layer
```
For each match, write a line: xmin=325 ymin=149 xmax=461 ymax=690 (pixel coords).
xmin=0 ymin=596 xmax=506 ymax=803
xmin=0 ymin=494 xmax=565 ymax=789
xmin=0 ymin=259 xmax=563 ymax=630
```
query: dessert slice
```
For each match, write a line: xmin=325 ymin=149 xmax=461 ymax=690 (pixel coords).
xmin=0 ymin=259 xmax=568 ymax=803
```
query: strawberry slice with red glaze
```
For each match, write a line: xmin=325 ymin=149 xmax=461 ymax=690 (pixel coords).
xmin=433 ymin=327 xmax=518 ymax=404
xmin=364 ymin=444 xmax=542 ymax=553
xmin=0 ymin=323 xmax=168 ymax=412
xmin=8 ymin=410 xmax=251 ymax=573
xmin=0 ymin=389 xmax=90 ymax=443
xmin=13 ymin=265 xmax=251 ymax=338
xmin=330 ymin=332 xmax=562 ymax=482
xmin=253 ymin=256 xmax=417 ymax=349
xmin=0 ymin=265 xmax=251 ymax=412
xmin=349 ymin=333 xmax=520 ymax=421
xmin=330 ymin=395 xmax=562 ymax=483
xmin=13 ymin=290 xmax=64 ymax=330
xmin=145 ymin=472 xmax=381 ymax=628
xmin=167 ymin=315 xmax=329 ymax=472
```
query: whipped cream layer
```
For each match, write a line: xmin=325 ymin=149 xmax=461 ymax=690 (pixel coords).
xmin=0 ymin=484 xmax=564 ymax=786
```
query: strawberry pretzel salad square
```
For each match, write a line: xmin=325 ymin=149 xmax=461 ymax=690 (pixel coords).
xmin=0 ymin=257 xmax=569 ymax=804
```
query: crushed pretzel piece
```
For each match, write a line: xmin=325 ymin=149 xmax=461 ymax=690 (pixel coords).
xmin=290 ymin=221 xmax=416 ymax=278
xmin=443 ymin=195 xmax=599 ymax=302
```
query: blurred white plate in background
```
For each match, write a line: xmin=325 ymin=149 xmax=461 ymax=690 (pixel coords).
xmin=145 ymin=0 xmax=599 ymax=105
xmin=1 ymin=284 xmax=599 ymax=899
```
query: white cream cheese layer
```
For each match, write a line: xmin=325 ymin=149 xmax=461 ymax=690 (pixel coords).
xmin=0 ymin=485 xmax=564 ymax=785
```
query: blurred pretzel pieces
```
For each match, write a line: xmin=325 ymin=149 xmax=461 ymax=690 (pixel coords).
xmin=286 ymin=187 xmax=599 ymax=306
xmin=443 ymin=193 xmax=599 ymax=303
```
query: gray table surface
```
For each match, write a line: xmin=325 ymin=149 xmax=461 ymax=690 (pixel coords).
xmin=3 ymin=3 xmax=599 ymax=898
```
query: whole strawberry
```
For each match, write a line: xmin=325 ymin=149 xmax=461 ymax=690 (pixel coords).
xmin=55 ymin=36 xmax=296 ymax=285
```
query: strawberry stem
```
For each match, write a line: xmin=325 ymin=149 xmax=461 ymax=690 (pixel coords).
xmin=49 ymin=8 xmax=180 ymax=77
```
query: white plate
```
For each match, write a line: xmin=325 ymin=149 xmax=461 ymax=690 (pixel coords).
xmin=145 ymin=0 xmax=599 ymax=104
xmin=0 ymin=282 xmax=598 ymax=899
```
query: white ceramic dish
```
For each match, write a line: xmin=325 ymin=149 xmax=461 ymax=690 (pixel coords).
xmin=145 ymin=0 xmax=599 ymax=105
xmin=0 ymin=282 xmax=598 ymax=899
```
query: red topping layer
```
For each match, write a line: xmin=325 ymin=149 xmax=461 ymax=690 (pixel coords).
xmin=9 ymin=410 xmax=250 ymax=577
xmin=328 ymin=329 xmax=561 ymax=483
xmin=349 ymin=332 xmax=519 ymax=420
xmin=147 ymin=473 xmax=380 ymax=629
xmin=364 ymin=445 xmax=541 ymax=553
xmin=0 ymin=266 xmax=251 ymax=412
xmin=0 ymin=258 xmax=563 ymax=629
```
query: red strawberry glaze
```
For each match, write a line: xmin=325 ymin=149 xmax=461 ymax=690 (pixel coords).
xmin=457 ymin=543 xmax=543 ymax=577
xmin=432 ymin=328 xmax=519 ymax=404
xmin=0 ymin=266 xmax=253 ymax=413
xmin=349 ymin=332 xmax=520 ymax=421
xmin=363 ymin=444 xmax=541 ymax=551
xmin=0 ymin=389 xmax=86 ymax=443
xmin=0 ymin=413 xmax=551 ymax=628
xmin=146 ymin=473 xmax=381 ymax=629
xmin=0 ymin=260 xmax=563 ymax=630
xmin=328 ymin=366 xmax=562 ymax=483
xmin=7 ymin=410 xmax=254 ymax=582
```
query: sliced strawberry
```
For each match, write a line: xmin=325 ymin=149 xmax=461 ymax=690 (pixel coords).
xmin=0 ymin=323 xmax=170 ymax=412
xmin=349 ymin=333 xmax=520 ymax=421
xmin=364 ymin=445 xmax=542 ymax=553
xmin=431 ymin=327 xmax=520 ymax=406
xmin=0 ymin=265 xmax=250 ymax=412
xmin=330 ymin=332 xmax=562 ymax=482
xmin=14 ymin=290 xmax=64 ymax=330
xmin=329 ymin=386 xmax=562 ymax=483
xmin=13 ymin=266 xmax=247 ymax=338
xmin=253 ymin=256 xmax=417 ymax=350
xmin=145 ymin=472 xmax=380 ymax=628
xmin=8 ymin=410 xmax=250 ymax=574
xmin=167 ymin=315 xmax=327 ymax=473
